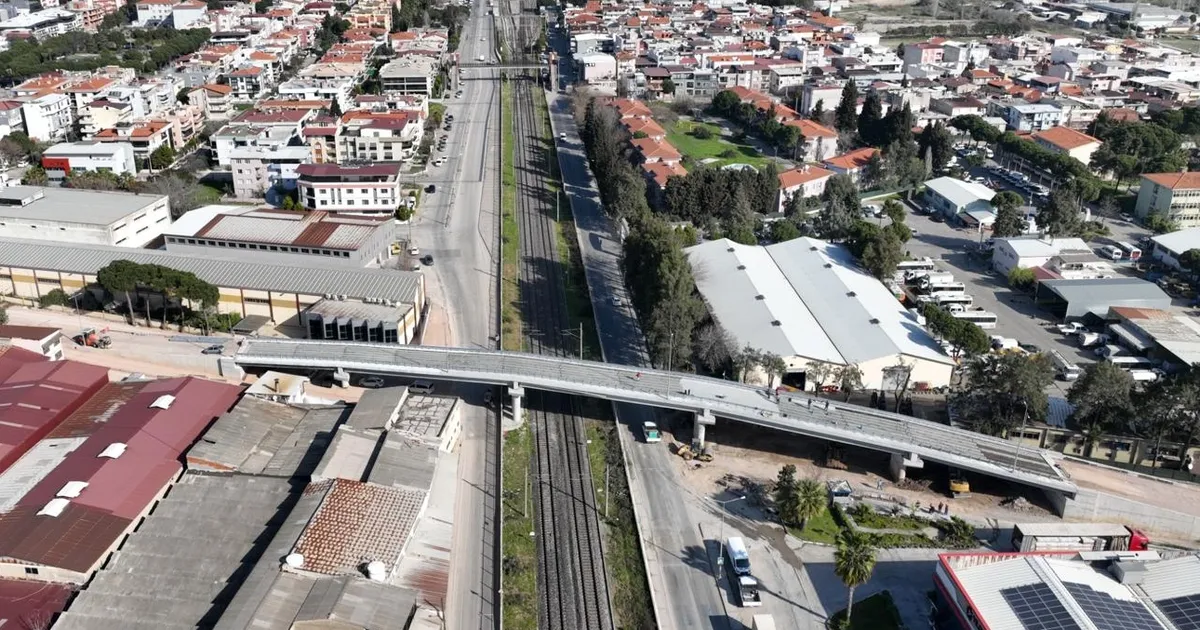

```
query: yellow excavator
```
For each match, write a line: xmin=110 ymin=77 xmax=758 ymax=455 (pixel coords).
xmin=949 ymin=468 xmax=971 ymax=498
xmin=676 ymin=440 xmax=713 ymax=462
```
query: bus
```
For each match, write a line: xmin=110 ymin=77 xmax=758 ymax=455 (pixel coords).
xmin=935 ymin=293 xmax=974 ymax=307
xmin=951 ymin=310 xmax=998 ymax=329
xmin=924 ymin=282 xmax=967 ymax=296
xmin=1117 ymin=241 xmax=1142 ymax=261
xmin=1047 ymin=348 xmax=1082 ymax=381
xmin=726 ymin=537 xmax=751 ymax=575
xmin=1109 ymin=355 xmax=1158 ymax=371
xmin=896 ymin=257 xmax=937 ymax=274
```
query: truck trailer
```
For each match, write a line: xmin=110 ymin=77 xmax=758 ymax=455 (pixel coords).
xmin=1010 ymin=523 xmax=1150 ymax=553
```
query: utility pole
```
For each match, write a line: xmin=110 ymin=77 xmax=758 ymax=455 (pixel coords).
xmin=523 ymin=464 xmax=529 ymax=517
xmin=603 ymin=462 xmax=610 ymax=519
xmin=577 ymin=322 xmax=583 ymax=359
xmin=1011 ymin=399 xmax=1030 ymax=472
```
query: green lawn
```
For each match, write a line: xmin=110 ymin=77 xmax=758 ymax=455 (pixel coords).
xmin=500 ymin=79 xmax=522 ymax=352
xmin=787 ymin=507 xmax=843 ymax=545
xmin=666 ymin=120 xmax=768 ymax=169
xmin=829 ymin=591 xmax=905 ymax=630
xmin=501 ymin=425 xmax=538 ymax=629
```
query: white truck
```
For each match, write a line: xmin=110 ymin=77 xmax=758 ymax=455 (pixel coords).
xmin=752 ymin=614 xmax=777 ymax=630
xmin=1056 ymin=322 xmax=1086 ymax=335
xmin=1077 ymin=331 xmax=1110 ymax=348
xmin=736 ymin=575 xmax=763 ymax=607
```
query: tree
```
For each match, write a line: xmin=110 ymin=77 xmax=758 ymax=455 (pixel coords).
xmin=690 ymin=124 xmax=713 ymax=140
xmin=991 ymin=191 xmax=1026 ymax=237
xmin=328 ymin=97 xmax=342 ymax=118
xmin=836 ymin=364 xmax=864 ymax=402
xmin=254 ymin=0 xmax=270 ymax=12
xmin=816 ymin=174 xmax=861 ymax=241
xmin=662 ymin=77 xmax=676 ymax=95
xmin=390 ymin=3 xmax=402 ymax=32
xmin=834 ymin=530 xmax=877 ymax=627
xmin=770 ymin=219 xmax=802 ymax=242
xmin=809 ymin=99 xmax=826 ymax=124
xmin=916 ymin=121 xmax=954 ymax=172
xmin=1067 ymin=360 xmax=1135 ymax=446
xmin=1132 ymin=378 xmax=1190 ymax=468
xmin=861 ymin=229 xmax=903 ymax=280
xmin=96 ymin=259 xmax=141 ymax=325
xmin=1007 ymin=266 xmax=1036 ymax=291
xmin=857 ymin=91 xmax=883 ymax=146
xmin=952 ymin=353 xmax=1054 ymax=436
xmin=37 ymin=289 xmax=71 ymax=309
xmin=148 ymin=144 xmax=176 ymax=170
xmin=693 ymin=322 xmax=735 ymax=375
xmin=793 ymin=477 xmax=827 ymax=530
xmin=710 ymin=89 xmax=741 ymax=117
xmin=1145 ymin=212 xmax=1179 ymax=235
xmin=773 ymin=464 xmax=800 ymax=526
xmin=760 ymin=351 xmax=788 ymax=387
xmin=0 ymin=306 xmax=6 ymax=325
xmin=21 ymin=165 xmax=48 ymax=186
xmin=833 ymin=81 xmax=859 ymax=134
xmin=0 ymin=137 xmax=26 ymax=166
xmin=1036 ymin=188 xmax=1082 ymax=237
xmin=1179 ymin=248 xmax=1200 ymax=278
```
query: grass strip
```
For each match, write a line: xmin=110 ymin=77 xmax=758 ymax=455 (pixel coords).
xmin=828 ymin=591 xmax=904 ymax=630
xmin=585 ymin=416 xmax=655 ymax=630
xmin=500 ymin=78 xmax=523 ymax=351
xmin=501 ymin=424 xmax=538 ymax=629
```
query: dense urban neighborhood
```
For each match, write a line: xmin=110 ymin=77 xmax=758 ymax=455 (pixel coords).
xmin=2 ymin=0 xmax=1200 ymax=628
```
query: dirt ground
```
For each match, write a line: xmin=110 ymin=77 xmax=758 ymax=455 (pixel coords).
xmin=1060 ymin=459 xmax=1200 ymax=518
xmin=660 ymin=414 xmax=1059 ymax=533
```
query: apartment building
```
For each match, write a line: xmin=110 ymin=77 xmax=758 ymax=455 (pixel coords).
xmin=94 ymin=120 xmax=174 ymax=165
xmin=335 ymin=112 xmax=422 ymax=164
xmin=230 ymin=144 xmax=310 ymax=200
xmin=379 ymin=56 xmax=439 ymax=96
xmin=1137 ymin=172 xmax=1200 ymax=229
xmin=995 ymin=101 xmax=1062 ymax=132
xmin=134 ymin=0 xmax=172 ymax=25
xmin=0 ymin=101 xmax=25 ymax=138
xmin=188 ymin=83 xmax=233 ymax=119
xmin=229 ymin=66 xmax=268 ymax=102
xmin=1032 ymin=126 xmax=1102 ymax=165
xmin=171 ymin=1 xmax=206 ymax=27
xmin=79 ymin=98 xmax=132 ymax=139
xmin=278 ymin=77 xmax=356 ymax=114
xmin=21 ymin=93 xmax=72 ymax=142
xmin=41 ymin=141 xmax=137 ymax=183
xmin=297 ymin=163 xmax=404 ymax=215
xmin=0 ymin=8 xmax=82 ymax=38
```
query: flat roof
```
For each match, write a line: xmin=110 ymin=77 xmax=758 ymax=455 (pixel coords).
xmin=0 ymin=237 xmax=424 ymax=304
xmin=43 ymin=141 xmax=129 ymax=157
xmin=1041 ymin=277 xmax=1171 ymax=306
xmin=52 ymin=474 xmax=299 ymax=630
xmin=305 ymin=297 xmax=412 ymax=321
xmin=0 ymin=187 xmax=167 ymax=227
xmin=186 ymin=396 xmax=348 ymax=477
xmin=925 ymin=176 xmax=995 ymax=209
xmin=1150 ymin=226 xmax=1200 ymax=256
xmin=686 ymin=237 xmax=952 ymax=366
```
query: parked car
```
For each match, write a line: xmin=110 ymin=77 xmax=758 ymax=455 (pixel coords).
xmin=426 ymin=184 xmax=437 ymax=193
xmin=359 ymin=376 xmax=386 ymax=388
xmin=201 ymin=344 xmax=224 ymax=355
xmin=421 ymin=254 xmax=434 ymax=265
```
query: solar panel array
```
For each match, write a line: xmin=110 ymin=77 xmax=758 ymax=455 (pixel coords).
xmin=1002 ymin=584 xmax=1082 ymax=630
xmin=1061 ymin=582 xmax=1166 ymax=630
xmin=1157 ymin=594 xmax=1200 ymax=630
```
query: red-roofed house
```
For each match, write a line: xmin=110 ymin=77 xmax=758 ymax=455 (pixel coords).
xmin=631 ymin=137 xmax=682 ymax=165
xmin=642 ymin=161 xmax=687 ymax=201
xmin=782 ymin=118 xmax=838 ymax=162
xmin=0 ymin=354 xmax=107 ymax=475
xmin=0 ymin=377 xmax=242 ymax=584
xmin=622 ymin=116 xmax=666 ymax=140
xmin=822 ymin=147 xmax=879 ymax=183
xmin=1032 ymin=126 xmax=1101 ymax=164
xmin=777 ymin=164 xmax=833 ymax=212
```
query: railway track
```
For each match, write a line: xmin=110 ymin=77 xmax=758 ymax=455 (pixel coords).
xmin=501 ymin=4 xmax=614 ymax=629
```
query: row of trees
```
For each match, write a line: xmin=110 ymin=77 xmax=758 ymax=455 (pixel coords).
xmin=845 ymin=199 xmax=913 ymax=281
xmin=580 ymin=99 xmax=704 ymax=369
xmin=0 ymin=28 xmax=211 ymax=81
xmin=96 ymin=260 xmax=219 ymax=329
xmin=919 ymin=302 xmax=990 ymax=362
xmin=20 ymin=165 xmax=210 ymax=219
xmin=1089 ymin=112 xmax=1187 ymax=189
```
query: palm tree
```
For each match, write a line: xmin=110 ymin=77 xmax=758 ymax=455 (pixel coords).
xmin=834 ymin=530 xmax=877 ymax=627
xmin=794 ymin=478 xmax=826 ymax=530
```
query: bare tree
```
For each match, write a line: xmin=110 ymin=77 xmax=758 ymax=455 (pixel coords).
xmin=882 ymin=357 xmax=914 ymax=413
xmin=692 ymin=322 xmax=735 ymax=375
xmin=806 ymin=361 xmax=835 ymax=395
xmin=836 ymin=364 xmax=865 ymax=402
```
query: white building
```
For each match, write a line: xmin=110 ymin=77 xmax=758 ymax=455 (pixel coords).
xmin=924 ymin=176 xmax=995 ymax=223
xmin=229 ymin=144 xmax=310 ymax=199
xmin=20 ymin=93 xmax=72 ymax=142
xmin=991 ymin=236 xmax=1092 ymax=275
xmin=0 ymin=9 xmax=81 ymax=38
xmin=0 ymin=186 xmax=171 ymax=248
xmin=575 ymin=52 xmax=617 ymax=88
xmin=278 ymin=77 xmax=356 ymax=114
xmin=0 ymin=325 xmax=64 ymax=361
xmin=171 ymin=1 xmax=207 ymax=28
xmin=686 ymin=237 xmax=955 ymax=390
xmin=1149 ymin=226 xmax=1200 ymax=270
xmin=41 ymin=142 xmax=137 ymax=185
xmin=134 ymin=0 xmax=173 ymax=25
xmin=379 ymin=56 xmax=439 ymax=95
xmin=296 ymin=163 xmax=404 ymax=215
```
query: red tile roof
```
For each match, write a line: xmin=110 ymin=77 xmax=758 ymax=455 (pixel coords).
xmin=1143 ymin=172 xmax=1200 ymax=191
xmin=779 ymin=164 xmax=833 ymax=189
xmin=823 ymin=147 xmax=879 ymax=171
xmin=291 ymin=478 xmax=426 ymax=576
xmin=1033 ymin=126 xmax=1099 ymax=151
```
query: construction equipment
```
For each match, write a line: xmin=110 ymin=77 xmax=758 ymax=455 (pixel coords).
xmin=676 ymin=441 xmax=713 ymax=462
xmin=949 ymin=468 xmax=971 ymax=498
xmin=821 ymin=444 xmax=847 ymax=470
xmin=73 ymin=328 xmax=111 ymax=349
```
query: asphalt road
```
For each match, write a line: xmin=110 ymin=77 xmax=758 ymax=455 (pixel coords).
xmin=431 ymin=3 xmax=504 ymax=629
xmin=545 ymin=27 xmax=734 ymax=630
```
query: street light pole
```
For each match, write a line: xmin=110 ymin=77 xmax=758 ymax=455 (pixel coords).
xmin=1011 ymin=399 xmax=1029 ymax=472
xmin=714 ymin=495 xmax=746 ymax=582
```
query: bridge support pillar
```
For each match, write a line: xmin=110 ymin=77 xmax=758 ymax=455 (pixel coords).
xmin=333 ymin=368 xmax=349 ymax=388
xmin=694 ymin=410 xmax=716 ymax=447
xmin=889 ymin=452 xmax=924 ymax=482
xmin=508 ymin=385 xmax=525 ymax=422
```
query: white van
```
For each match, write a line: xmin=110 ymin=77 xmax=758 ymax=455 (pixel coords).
xmin=1048 ymin=349 xmax=1082 ymax=381
xmin=726 ymin=537 xmax=751 ymax=575
xmin=1099 ymin=244 xmax=1123 ymax=260
xmin=409 ymin=380 xmax=435 ymax=394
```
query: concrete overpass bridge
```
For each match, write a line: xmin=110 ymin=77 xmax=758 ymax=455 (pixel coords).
xmin=460 ymin=62 xmax=548 ymax=70
xmin=234 ymin=339 xmax=1078 ymax=497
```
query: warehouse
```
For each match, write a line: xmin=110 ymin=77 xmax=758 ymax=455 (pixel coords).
xmin=0 ymin=186 xmax=171 ymax=248
xmin=0 ymin=237 xmax=425 ymax=340
xmin=1036 ymin=277 xmax=1171 ymax=320
xmin=685 ymin=237 xmax=955 ymax=390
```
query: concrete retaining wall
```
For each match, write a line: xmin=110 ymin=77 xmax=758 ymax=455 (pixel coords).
xmin=1061 ymin=488 xmax=1200 ymax=542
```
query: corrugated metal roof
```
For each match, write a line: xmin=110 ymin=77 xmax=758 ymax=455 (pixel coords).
xmin=0 ymin=578 xmax=73 ymax=627
xmin=290 ymin=478 xmax=425 ymax=576
xmin=187 ymin=397 xmax=348 ymax=477
xmin=1142 ymin=554 xmax=1200 ymax=601
xmin=0 ymin=356 xmax=107 ymax=473
xmin=0 ymin=237 xmax=423 ymax=303
xmin=53 ymin=474 xmax=299 ymax=630
xmin=0 ymin=438 xmax=87 ymax=513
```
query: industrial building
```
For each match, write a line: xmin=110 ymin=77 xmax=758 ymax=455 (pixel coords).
xmin=163 ymin=205 xmax=397 ymax=267
xmin=924 ymin=176 xmax=996 ymax=223
xmin=0 ymin=237 xmax=425 ymax=340
xmin=932 ymin=551 xmax=1200 ymax=630
xmin=686 ymin=237 xmax=955 ymax=390
xmin=41 ymin=141 xmax=137 ymax=184
xmin=0 ymin=186 xmax=171 ymax=248
xmin=1036 ymin=277 xmax=1172 ymax=320
xmin=992 ymin=237 xmax=1094 ymax=275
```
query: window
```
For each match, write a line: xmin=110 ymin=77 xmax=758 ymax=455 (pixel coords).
xmin=24 ymin=567 xmax=38 ymax=575
xmin=244 ymin=296 xmax=270 ymax=304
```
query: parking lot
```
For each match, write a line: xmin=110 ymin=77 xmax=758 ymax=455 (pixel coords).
xmin=896 ymin=195 xmax=1153 ymax=398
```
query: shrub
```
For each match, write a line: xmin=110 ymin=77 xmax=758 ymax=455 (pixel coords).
xmin=1008 ymin=266 xmax=1036 ymax=291
xmin=719 ymin=148 xmax=739 ymax=159
xmin=691 ymin=125 xmax=713 ymax=139
xmin=396 ymin=204 xmax=413 ymax=221
xmin=38 ymin=289 xmax=71 ymax=308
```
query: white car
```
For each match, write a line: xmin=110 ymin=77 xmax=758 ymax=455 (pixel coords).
xmin=359 ymin=376 xmax=385 ymax=388
xmin=559 ymin=132 xmax=567 ymax=140
xmin=610 ymin=296 xmax=623 ymax=306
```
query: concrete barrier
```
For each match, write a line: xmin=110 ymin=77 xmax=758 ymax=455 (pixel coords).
xmin=1060 ymin=488 xmax=1200 ymax=541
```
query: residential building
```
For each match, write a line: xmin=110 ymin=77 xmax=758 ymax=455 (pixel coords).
xmin=576 ymin=52 xmax=617 ymax=87
xmin=0 ymin=325 xmax=65 ymax=360
xmin=686 ymin=237 xmax=955 ymax=390
xmin=163 ymin=205 xmax=396 ymax=267
xmin=188 ymin=83 xmax=233 ymax=119
xmin=1032 ymin=126 xmax=1102 ymax=165
xmin=297 ymin=162 xmax=404 ymax=215
xmin=78 ymin=98 xmax=132 ymax=139
xmin=924 ymin=176 xmax=996 ymax=222
xmin=134 ymin=0 xmax=172 ymax=25
xmin=777 ymin=164 xmax=833 ymax=213
xmin=41 ymin=141 xmax=136 ymax=183
xmin=94 ymin=120 xmax=175 ymax=166
xmin=170 ymin=0 xmax=206 ymax=27
xmin=229 ymin=144 xmax=310 ymax=199
xmin=783 ymin=118 xmax=838 ymax=162
xmin=998 ymin=101 xmax=1062 ymax=132
xmin=335 ymin=112 xmax=422 ymax=164
xmin=278 ymin=77 xmax=356 ymax=114
xmin=229 ymin=66 xmax=267 ymax=102
xmin=379 ymin=55 xmax=439 ymax=95
xmin=822 ymin=147 xmax=878 ymax=183
xmin=0 ymin=8 xmax=81 ymax=38
xmin=0 ymin=186 xmax=171 ymax=247
xmin=0 ymin=101 xmax=25 ymax=138
xmin=20 ymin=93 xmax=72 ymax=142
xmin=1136 ymin=172 xmax=1200 ymax=229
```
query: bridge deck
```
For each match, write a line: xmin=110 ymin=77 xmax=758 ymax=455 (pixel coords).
xmin=234 ymin=339 xmax=1077 ymax=495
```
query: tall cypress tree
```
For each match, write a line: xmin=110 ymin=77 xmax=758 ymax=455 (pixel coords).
xmin=834 ymin=81 xmax=859 ymax=134
xmin=858 ymin=91 xmax=883 ymax=146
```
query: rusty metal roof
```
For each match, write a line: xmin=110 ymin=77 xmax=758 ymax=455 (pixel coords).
xmin=290 ymin=478 xmax=425 ymax=576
